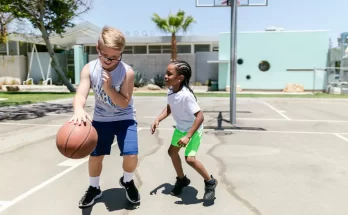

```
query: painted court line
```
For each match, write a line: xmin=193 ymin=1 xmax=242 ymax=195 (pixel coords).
xmin=143 ymin=116 xmax=173 ymax=119
xmin=149 ymin=127 xmax=348 ymax=135
xmin=259 ymin=101 xmax=291 ymax=120
xmin=142 ymin=116 xmax=348 ymax=123
xmin=0 ymin=129 xmax=143 ymax=214
xmin=0 ymin=122 xmax=61 ymax=127
xmin=45 ymin=113 xmax=73 ymax=116
xmin=57 ymin=158 xmax=88 ymax=167
xmin=334 ymin=134 xmax=348 ymax=143
xmin=236 ymin=118 xmax=348 ymax=123
xmin=0 ymin=202 xmax=10 ymax=206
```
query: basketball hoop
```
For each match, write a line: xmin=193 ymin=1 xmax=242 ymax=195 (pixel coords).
xmin=195 ymin=0 xmax=268 ymax=125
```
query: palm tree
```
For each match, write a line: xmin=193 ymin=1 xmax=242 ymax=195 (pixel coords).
xmin=151 ymin=10 xmax=195 ymax=61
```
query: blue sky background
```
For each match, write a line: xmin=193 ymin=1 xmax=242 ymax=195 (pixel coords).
xmin=76 ymin=0 xmax=346 ymax=46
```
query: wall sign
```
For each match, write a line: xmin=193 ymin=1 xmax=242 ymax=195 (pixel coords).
xmin=124 ymin=30 xmax=156 ymax=37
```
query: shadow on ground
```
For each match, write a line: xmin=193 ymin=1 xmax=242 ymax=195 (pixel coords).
xmin=0 ymin=102 xmax=74 ymax=121
xmin=81 ymin=188 xmax=140 ymax=214
xmin=150 ymin=183 xmax=215 ymax=207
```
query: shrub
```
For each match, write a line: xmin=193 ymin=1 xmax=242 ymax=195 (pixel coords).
xmin=134 ymin=71 xmax=147 ymax=87
xmin=153 ymin=73 xmax=166 ymax=88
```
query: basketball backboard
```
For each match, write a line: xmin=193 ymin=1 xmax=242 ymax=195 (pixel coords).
xmin=195 ymin=0 xmax=268 ymax=7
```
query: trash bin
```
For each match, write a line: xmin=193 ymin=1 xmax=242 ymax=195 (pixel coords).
xmin=211 ymin=81 xmax=218 ymax=91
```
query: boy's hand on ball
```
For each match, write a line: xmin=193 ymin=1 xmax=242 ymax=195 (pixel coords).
xmin=69 ymin=109 xmax=92 ymax=125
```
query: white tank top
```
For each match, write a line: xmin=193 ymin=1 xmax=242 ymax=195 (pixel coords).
xmin=89 ymin=59 xmax=136 ymax=122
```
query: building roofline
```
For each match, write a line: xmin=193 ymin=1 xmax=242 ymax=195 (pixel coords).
xmin=220 ymin=30 xmax=329 ymax=34
xmin=77 ymin=35 xmax=219 ymax=45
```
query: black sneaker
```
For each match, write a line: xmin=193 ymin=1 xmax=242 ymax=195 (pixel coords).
xmin=119 ymin=176 xmax=140 ymax=204
xmin=78 ymin=186 xmax=102 ymax=208
xmin=203 ymin=175 xmax=218 ymax=200
xmin=171 ymin=175 xmax=191 ymax=196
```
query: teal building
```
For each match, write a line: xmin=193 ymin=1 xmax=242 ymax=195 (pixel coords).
xmin=217 ymin=30 xmax=330 ymax=91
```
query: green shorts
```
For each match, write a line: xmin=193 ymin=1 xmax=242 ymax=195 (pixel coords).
xmin=171 ymin=128 xmax=203 ymax=156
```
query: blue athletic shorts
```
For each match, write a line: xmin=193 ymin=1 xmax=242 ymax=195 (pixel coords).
xmin=90 ymin=120 xmax=138 ymax=156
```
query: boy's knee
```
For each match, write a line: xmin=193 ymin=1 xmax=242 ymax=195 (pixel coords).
xmin=123 ymin=154 xmax=137 ymax=159
xmin=185 ymin=156 xmax=196 ymax=165
xmin=89 ymin=155 xmax=104 ymax=164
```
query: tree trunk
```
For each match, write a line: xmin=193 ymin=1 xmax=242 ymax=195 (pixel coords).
xmin=39 ymin=27 xmax=76 ymax=92
xmin=171 ymin=32 xmax=177 ymax=61
xmin=0 ymin=21 xmax=7 ymax=44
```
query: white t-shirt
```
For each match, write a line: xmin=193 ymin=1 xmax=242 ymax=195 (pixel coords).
xmin=167 ymin=86 xmax=202 ymax=132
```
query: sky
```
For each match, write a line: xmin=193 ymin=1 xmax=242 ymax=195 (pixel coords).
xmin=76 ymin=0 xmax=347 ymax=47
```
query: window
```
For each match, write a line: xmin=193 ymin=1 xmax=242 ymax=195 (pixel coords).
xmin=133 ymin=46 xmax=147 ymax=54
xmin=0 ymin=43 xmax=6 ymax=55
xmin=19 ymin=42 xmax=28 ymax=56
xmin=123 ymin=46 xmax=133 ymax=54
xmin=149 ymin=45 xmax=161 ymax=54
xmin=8 ymin=41 xmax=18 ymax=55
xmin=194 ymin=44 xmax=210 ymax=53
xmin=259 ymin=61 xmax=270 ymax=72
xmin=162 ymin=45 xmax=171 ymax=54
xmin=36 ymin=44 xmax=48 ymax=52
xmin=178 ymin=45 xmax=191 ymax=53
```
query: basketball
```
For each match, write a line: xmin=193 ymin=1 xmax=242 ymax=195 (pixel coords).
xmin=56 ymin=121 xmax=98 ymax=159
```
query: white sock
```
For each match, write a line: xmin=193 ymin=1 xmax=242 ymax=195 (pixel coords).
xmin=123 ymin=172 xmax=133 ymax=183
xmin=90 ymin=176 xmax=100 ymax=188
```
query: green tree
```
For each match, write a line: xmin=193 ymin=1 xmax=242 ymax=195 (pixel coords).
xmin=0 ymin=12 xmax=15 ymax=44
xmin=1 ymin=0 xmax=92 ymax=92
xmin=151 ymin=10 xmax=195 ymax=61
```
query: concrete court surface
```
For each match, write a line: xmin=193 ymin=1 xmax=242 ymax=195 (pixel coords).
xmin=1 ymin=96 xmax=348 ymax=215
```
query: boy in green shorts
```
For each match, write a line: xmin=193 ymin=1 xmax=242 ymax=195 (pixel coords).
xmin=151 ymin=60 xmax=218 ymax=200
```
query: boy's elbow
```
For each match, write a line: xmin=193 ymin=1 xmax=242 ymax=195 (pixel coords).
xmin=119 ymin=98 xmax=130 ymax=109
xmin=120 ymin=103 xmax=128 ymax=109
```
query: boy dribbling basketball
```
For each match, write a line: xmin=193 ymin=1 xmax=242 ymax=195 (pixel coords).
xmin=70 ymin=26 xmax=140 ymax=208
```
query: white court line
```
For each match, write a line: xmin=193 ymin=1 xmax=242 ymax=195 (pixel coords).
xmin=0 ymin=122 xmax=61 ymax=127
xmin=0 ymin=202 xmax=10 ymax=206
xmin=42 ymin=113 xmax=72 ymax=116
xmin=57 ymin=158 xmax=88 ymax=167
xmin=3 ymin=116 xmax=348 ymax=129
xmin=0 ymin=123 xmax=346 ymax=135
xmin=237 ymin=118 xmax=348 ymax=123
xmin=259 ymin=101 xmax=291 ymax=120
xmin=0 ymin=128 xmax=143 ymax=214
xmin=142 ymin=116 xmax=348 ymax=123
xmin=149 ymin=127 xmax=348 ymax=135
xmin=334 ymin=134 xmax=348 ymax=143
xmin=143 ymin=116 xmax=173 ymax=119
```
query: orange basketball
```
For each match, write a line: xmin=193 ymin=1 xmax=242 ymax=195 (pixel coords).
xmin=56 ymin=121 xmax=98 ymax=159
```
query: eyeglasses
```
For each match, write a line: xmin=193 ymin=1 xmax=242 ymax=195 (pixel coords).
xmin=97 ymin=50 xmax=122 ymax=63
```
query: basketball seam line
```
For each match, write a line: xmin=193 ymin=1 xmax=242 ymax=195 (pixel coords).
xmin=65 ymin=125 xmax=77 ymax=157
xmin=70 ymin=123 xmax=92 ymax=158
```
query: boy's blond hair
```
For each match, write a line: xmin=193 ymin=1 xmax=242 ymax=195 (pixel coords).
xmin=98 ymin=26 xmax=126 ymax=51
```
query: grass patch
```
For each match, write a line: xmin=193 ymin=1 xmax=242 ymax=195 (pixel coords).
xmin=1 ymin=91 xmax=347 ymax=108
xmin=0 ymin=92 xmax=76 ymax=107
